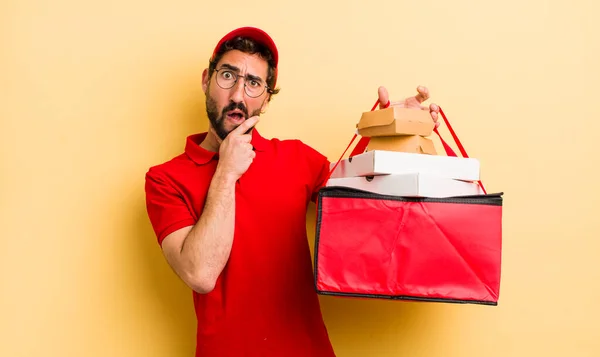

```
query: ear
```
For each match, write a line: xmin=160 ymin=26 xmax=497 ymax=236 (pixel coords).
xmin=202 ymin=68 xmax=209 ymax=93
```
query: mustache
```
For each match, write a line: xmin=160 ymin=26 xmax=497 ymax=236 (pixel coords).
xmin=222 ymin=101 xmax=248 ymax=118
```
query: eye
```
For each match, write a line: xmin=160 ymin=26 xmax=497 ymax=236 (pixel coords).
xmin=221 ymin=71 xmax=234 ymax=80
xmin=249 ymin=80 xmax=261 ymax=88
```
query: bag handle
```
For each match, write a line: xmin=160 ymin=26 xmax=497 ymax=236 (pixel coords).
xmin=325 ymin=99 xmax=388 ymax=183
xmin=326 ymin=99 xmax=487 ymax=194
xmin=433 ymin=107 xmax=487 ymax=194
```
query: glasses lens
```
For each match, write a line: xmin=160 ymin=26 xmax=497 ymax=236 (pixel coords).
xmin=216 ymin=69 xmax=236 ymax=89
xmin=245 ymin=85 xmax=265 ymax=98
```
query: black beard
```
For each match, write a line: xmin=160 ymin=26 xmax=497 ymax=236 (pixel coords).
xmin=205 ymin=92 xmax=260 ymax=141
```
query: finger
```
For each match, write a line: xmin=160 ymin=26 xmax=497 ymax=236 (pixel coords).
xmin=429 ymin=103 xmax=439 ymax=122
xmin=415 ymin=85 xmax=430 ymax=103
xmin=429 ymin=103 xmax=439 ymax=113
xmin=418 ymin=104 xmax=439 ymax=124
xmin=378 ymin=86 xmax=390 ymax=109
xmin=232 ymin=115 xmax=260 ymax=135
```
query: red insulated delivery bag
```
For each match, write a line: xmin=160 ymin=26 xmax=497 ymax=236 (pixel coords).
xmin=314 ymin=187 xmax=503 ymax=305
xmin=313 ymin=103 xmax=504 ymax=305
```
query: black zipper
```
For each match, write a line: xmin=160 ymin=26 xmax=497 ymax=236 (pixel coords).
xmin=318 ymin=186 xmax=503 ymax=206
xmin=315 ymin=290 xmax=498 ymax=306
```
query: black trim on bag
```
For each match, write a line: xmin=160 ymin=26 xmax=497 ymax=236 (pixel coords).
xmin=315 ymin=290 xmax=498 ymax=306
xmin=313 ymin=186 xmax=503 ymax=306
xmin=318 ymin=186 xmax=503 ymax=206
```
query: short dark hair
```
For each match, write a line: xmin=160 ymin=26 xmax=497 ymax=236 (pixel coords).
xmin=208 ymin=37 xmax=280 ymax=98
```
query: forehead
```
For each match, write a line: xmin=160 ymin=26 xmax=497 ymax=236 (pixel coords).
xmin=215 ymin=50 xmax=269 ymax=79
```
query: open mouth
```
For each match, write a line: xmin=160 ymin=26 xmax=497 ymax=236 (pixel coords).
xmin=226 ymin=110 xmax=246 ymax=124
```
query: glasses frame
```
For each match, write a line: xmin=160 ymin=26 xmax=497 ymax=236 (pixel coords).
xmin=214 ymin=68 xmax=270 ymax=98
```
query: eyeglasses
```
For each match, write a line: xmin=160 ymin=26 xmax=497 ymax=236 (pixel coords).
xmin=214 ymin=68 xmax=270 ymax=98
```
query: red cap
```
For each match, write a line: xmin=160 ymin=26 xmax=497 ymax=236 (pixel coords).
xmin=210 ymin=27 xmax=279 ymax=89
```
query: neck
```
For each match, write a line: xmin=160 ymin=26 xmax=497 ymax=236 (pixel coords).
xmin=199 ymin=130 xmax=221 ymax=152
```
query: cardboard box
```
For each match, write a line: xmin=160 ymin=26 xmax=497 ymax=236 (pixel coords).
xmin=357 ymin=107 xmax=434 ymax=137
xmin=366 ymin=135 xmax=437 ymax=155
xmin=329 ymin=150 xmax=480 ymax=181
xmin=326 ymin=172 xmax=484 ymax=198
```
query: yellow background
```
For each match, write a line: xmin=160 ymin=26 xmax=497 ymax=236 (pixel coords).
xmin=2 ymin=0 xmax=599 ymax=356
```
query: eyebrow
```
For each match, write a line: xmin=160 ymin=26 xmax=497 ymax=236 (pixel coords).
xmin=219 ymin=63 xmax=264 ymax=83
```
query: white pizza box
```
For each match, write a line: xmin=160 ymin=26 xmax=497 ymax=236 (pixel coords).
xmin=329 ymin=150 xmax=480 ymax=182
xmin=326 ymin=172 xmax=484 ymax=198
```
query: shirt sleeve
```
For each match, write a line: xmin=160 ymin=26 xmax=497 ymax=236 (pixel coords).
xmin=300 ymin=143 xmax=332 ymax=204
xmin=145 ymin=168 xmax=196 ymax=246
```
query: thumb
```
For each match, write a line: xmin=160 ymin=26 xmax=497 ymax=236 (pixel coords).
xmin=378 ymin=86 xmax=390 ymax=109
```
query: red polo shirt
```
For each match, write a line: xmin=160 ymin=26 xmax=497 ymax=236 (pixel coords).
xmin=145 ymin=129 xmax=336 ymax=357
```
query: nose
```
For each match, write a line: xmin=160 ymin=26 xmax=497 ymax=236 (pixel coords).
xmin=229 ymin=77 xmax=246 ymax=103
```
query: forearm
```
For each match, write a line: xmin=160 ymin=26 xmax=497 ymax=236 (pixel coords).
xmin=180 ymin=167 xmax=237 ymax=292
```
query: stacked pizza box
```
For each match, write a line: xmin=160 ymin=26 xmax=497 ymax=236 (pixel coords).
xmin=327 ymin=107 xmax=484 ymax=198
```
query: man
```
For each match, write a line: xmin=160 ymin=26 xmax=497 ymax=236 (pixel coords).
xmin=144 ymin=26 xmax=440 ymax=357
